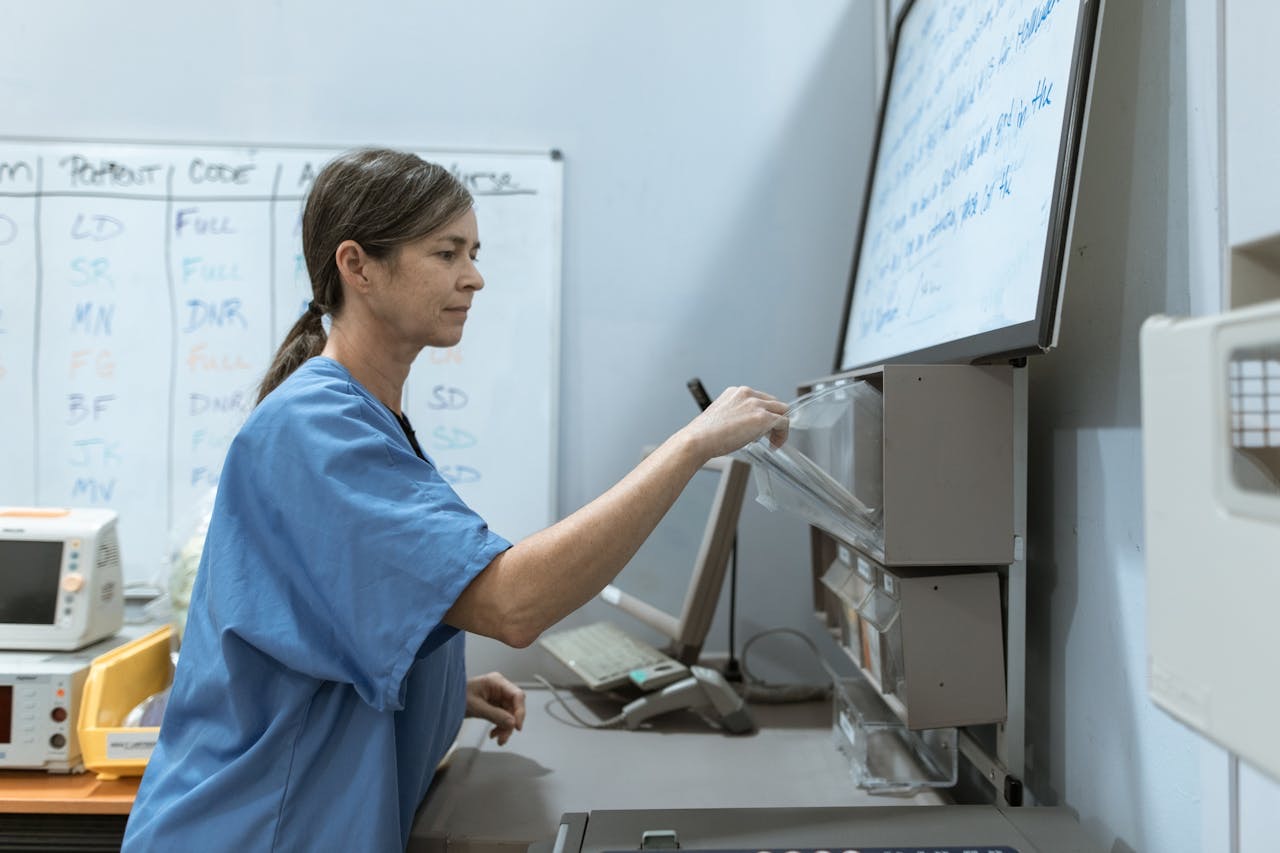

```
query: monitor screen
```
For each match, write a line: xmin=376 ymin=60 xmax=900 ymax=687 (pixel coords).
xmin=0 ymin=540 xmax=63 ymax=625
xmin=0 ymin=685 xmax=10 ymax=743
xmin=837 ymin=0 xmax=1100 ymax=370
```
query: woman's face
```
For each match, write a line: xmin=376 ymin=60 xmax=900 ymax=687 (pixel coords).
xmin=372 ymin=208 xmax=484 ymax=351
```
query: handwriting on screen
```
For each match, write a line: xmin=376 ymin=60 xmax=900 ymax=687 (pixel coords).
xmin=0 ymin=143 xmax=561 ymax=581
xmin=843 ymin=0 xmax=1083 ymax=369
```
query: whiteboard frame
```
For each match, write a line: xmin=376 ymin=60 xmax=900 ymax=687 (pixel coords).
xmin=834 ymin=0 xmax=1104 ymax=371
xmin=0 ymin=135 xmax=555 ymax=159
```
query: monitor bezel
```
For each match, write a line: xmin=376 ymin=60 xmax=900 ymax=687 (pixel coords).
xmin=834 ymin=0 xmax=1103 ymax=372
xmin=600 ymin=454 xmax=750 ymax=665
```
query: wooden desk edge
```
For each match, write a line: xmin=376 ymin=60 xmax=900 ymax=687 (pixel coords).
xmin=0 ymin=770 xmax=140 ymax=815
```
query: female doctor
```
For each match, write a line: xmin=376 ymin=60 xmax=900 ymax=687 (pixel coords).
xmin=123 ymin=149 xmax=788 ymax=852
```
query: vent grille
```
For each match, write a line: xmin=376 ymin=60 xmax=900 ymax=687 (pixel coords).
xmin=1229 ymin=350 xmax=1280 ymax=448
xmin=96 ymin=526 xmax=121 ymax=602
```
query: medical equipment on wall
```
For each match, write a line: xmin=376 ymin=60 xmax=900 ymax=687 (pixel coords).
xmin=1141 ymin=300 xmax=1280 ymax=782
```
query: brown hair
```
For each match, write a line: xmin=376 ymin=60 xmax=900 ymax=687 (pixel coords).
xmin=256 ymin=149 xmax=474 ymax=403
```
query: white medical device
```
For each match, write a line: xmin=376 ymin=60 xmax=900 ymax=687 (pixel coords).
xmin=1141 ymin=300 xmax=1280 ymax=782
xmin=0 ymin=507 xmax=124 ymax=651
xmin=0 ymin=631 xmax=135 ymax=771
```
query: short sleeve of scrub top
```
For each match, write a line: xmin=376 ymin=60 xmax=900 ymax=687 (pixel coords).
xmin=123 ymin=357 xmax=512 ymax=852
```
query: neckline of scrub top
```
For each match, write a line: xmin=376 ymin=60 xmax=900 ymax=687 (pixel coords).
xmin=390 ymin=407 xmax=427 ymax=461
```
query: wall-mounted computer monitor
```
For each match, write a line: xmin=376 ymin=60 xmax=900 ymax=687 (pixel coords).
xmin=836 ymin=0 xmax=1102 ymax=371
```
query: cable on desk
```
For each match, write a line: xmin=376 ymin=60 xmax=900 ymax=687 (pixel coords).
xmin=722 ymin=537 xmax=743 ymax=682
xmin=738 ymin=627 xmax=834 ymax=704
xmin=532 ymin=674 xmax=626 ymax=729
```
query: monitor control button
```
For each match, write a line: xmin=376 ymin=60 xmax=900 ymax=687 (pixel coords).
xmin=61 ymin=573 xmax=85 ymax=593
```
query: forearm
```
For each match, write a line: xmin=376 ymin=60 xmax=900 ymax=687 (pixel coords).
xmin=445 ymin=385 xmax=788 ymax=647
xmin=447 ymin=428 xmax=706 ymax=645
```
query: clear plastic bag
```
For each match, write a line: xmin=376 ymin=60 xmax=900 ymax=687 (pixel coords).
xmin=169 ymin=487 xmax=217 ymax=643
xmin=122 ymin=685 xmax=172 ymax=728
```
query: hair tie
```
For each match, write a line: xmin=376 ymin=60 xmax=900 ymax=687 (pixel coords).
xmin=307 ymin=301 xmax=324 ymax=317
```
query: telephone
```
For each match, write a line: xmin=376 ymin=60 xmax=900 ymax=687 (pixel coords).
xmin=620 ymin=665 xmax=755 ymax=734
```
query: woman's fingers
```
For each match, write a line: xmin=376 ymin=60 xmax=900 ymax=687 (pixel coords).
xmin=690 ymin=386 xmax=790 ymax=458
xmin=466 ymin=672 xmax=527 ymax=746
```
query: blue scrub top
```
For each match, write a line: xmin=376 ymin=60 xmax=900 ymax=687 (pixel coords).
xmin=123 ymin=357 xmax=512 ymax=852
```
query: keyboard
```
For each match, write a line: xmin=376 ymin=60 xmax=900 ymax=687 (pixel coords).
xmin=538 ymin=621 xmax=688 ymax=691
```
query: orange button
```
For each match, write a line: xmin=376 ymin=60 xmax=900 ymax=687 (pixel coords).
xmin=61 ymin=573 xmax=85 ymax=593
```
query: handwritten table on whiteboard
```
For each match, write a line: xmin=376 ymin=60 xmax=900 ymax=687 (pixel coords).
xmin=0 ymin=140 xmax=562 ymax=584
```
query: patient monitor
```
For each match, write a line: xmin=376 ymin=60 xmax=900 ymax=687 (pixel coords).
xmin=0 ymin=508 xmax=124 ymax=651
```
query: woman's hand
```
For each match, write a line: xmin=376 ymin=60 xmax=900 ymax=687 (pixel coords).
xmin=465 ymin=672 xmax=526 ymax=746
xmin=683 ymin=385 xmax=789 ymax=460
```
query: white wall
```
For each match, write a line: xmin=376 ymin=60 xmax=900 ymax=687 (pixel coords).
xmin=1198 ymin=1 xmax=1280 ymax=845
xmin=1224 ymin=0 xmax=1280 ymax=250
xmin=1 ymin=1 xmax=876 ymax=683
xmin=1026 ymin=0 xmax=1280 ymax=850
xmin=1023 ymin=0 xmax=1203 ymax=847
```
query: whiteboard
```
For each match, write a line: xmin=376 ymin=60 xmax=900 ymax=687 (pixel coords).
xmin=838 ymin=0 xmax=1100 ymax=370
xmin=0 ymin=139 xmax=562 ymax=584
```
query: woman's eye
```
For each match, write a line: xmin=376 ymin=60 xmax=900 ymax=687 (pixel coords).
xmin=439 ymin=251 xmax=456 ymax=261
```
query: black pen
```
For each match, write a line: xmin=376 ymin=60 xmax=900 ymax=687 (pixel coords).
xmin=687 ymin=377 xmax=713 ymax=411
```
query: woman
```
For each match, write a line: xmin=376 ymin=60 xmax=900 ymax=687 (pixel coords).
xmin=123 ymin=149 xmax=788 ymax=851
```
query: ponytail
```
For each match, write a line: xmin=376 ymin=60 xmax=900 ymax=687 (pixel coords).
xmin=256 ymin=307 xmax=327 ymax=404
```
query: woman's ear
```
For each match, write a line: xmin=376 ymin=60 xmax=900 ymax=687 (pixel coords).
xmin=334 ymin=239 xmax=374 ymax=294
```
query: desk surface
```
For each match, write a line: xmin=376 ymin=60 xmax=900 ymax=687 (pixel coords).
xmin=410 ymin=687 xmax=943 ymax=853
xmin=0 ymin=690 xmax=942 ymax=832
xmin=0 ymin=770 xmax=139 ymax=815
